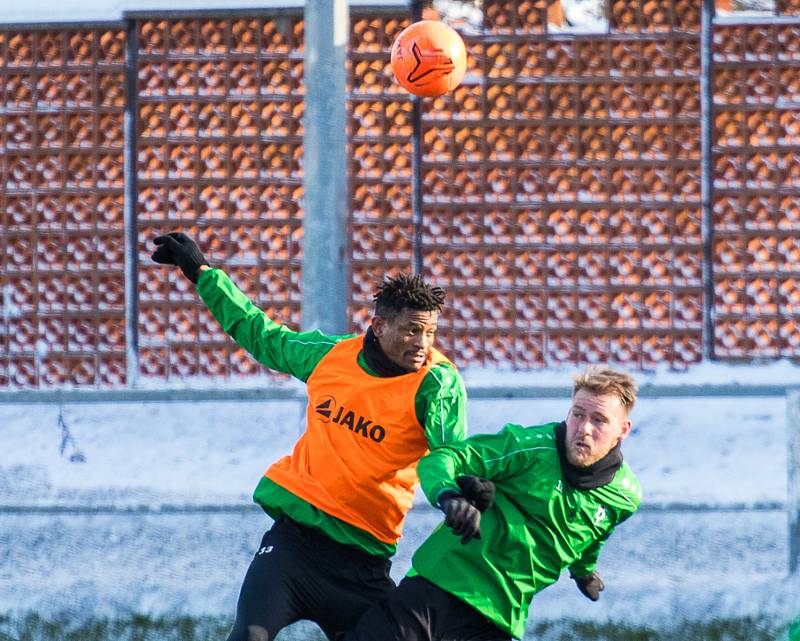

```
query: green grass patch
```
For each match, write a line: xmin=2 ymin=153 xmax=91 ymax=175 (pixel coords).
xmin=0 ymin=613 xmax=789 ymax=641
xmin=531 ymin=617 xmax=786 ymax=641
xmin=788 ymin=616 xmax=800 ymax=641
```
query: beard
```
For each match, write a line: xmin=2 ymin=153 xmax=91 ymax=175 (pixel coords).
xmin=566 ymin=439 xmax=595 ymax=467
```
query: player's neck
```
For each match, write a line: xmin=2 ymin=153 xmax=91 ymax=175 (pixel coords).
xmin=362 ymin=328 xmax=412 ymax=377
xmin=555 ymin=422 xmax=622 ymax=489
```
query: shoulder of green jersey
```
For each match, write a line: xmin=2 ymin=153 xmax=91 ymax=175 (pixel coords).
xmin=423 ymin=361 xmax=464 ymax=393
xmin=428 ymin=359 xmax=461 ymax=377
xmin=501 ymin=421 xmax=560 ymax=440
xmin=610 ymin=464 xmax=642 ymax=511
xmin=482 ymin=423 xmax=558 ymax=463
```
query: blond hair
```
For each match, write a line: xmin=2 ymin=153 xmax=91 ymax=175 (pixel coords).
xmin=572 ymin=365 xmax=638 ymax=414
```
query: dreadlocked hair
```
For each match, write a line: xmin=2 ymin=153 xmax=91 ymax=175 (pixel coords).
xmin=373 ymin=273 xmax=446 ymax=319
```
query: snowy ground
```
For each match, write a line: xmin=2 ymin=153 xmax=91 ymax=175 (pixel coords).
xmin=0 ymin=392 xmax=791 ymax=510
xmin=1 ymin=369 xmax=799 ymax=637
xmin=0 ymin=510 xmax=792 ymax=629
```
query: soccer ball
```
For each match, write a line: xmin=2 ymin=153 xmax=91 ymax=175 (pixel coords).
xmin=390 ymin=20 xmax=467 ymax=98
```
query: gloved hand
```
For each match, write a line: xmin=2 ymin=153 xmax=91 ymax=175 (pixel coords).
xmin=569 ymin=570 xmax=604 ymax=601
xmin=439 ymin=492 xmax=482 ymax=545
xmin=456 ymin=475 xmax=495 ymax=513
xmin=151 ymin=232 xmax=208 ymax=283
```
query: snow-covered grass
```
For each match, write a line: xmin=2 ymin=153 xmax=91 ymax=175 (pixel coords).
xmin=1 ymin=391 xmax=790 ymax=510
xmin=0 ymin=612 xmax=789 ymax=641
xmin=1 ymin=377 xmax=798 ymax=639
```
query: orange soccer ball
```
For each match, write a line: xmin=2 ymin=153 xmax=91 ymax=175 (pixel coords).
xmin=390 ymin=20 xmax=467 ymax=98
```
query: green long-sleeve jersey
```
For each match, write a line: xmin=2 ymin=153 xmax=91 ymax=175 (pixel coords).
xmin=413 ymin=421 xmax=641 ymax=639
xmin=196 ymin=268 xmax=468 ymax=557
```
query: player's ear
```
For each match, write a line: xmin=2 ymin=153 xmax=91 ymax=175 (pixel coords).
xmin=619 ymin=419 xmax=632 ymax=440
xmin=372 ymin=315 xmax=386 ymax=337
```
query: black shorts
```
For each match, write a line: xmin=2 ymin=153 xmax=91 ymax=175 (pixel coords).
xmin=343 ymin=575 xmax=512 ymax=641
xmin=226 ymin=517 xmax=395 ymax=641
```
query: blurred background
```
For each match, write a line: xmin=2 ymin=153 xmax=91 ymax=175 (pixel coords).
xmin=0 ymin=0 xmax=799 ymax=639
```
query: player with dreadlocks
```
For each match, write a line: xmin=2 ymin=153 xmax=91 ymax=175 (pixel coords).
xmin=150 ymin=232 xmax=468 ymax=641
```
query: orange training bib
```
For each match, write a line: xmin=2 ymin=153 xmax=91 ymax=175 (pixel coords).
xmin=265 ymin=336 xmax=451 ymax=544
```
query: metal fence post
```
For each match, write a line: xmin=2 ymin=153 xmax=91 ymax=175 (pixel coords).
xmin=124 ymin=18 xmax=140 ymax=387
xmin=410 ymin=0 xmax=423 ymax=275
xmin=789 ymin=389 xmax=800 ymax=574
xmin=700 ymin=0 xmax=715 ymax=361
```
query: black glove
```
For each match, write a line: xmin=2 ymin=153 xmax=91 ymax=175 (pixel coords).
xmin=151 ymin=232 xmax=208 ymax=284
xmin=439 ymin=492 xmax=482 ymax=545
xmin=456 ymin=475 xmax=495 ymax=513
xmin=569 ymin=570 xmax=604 ymax=601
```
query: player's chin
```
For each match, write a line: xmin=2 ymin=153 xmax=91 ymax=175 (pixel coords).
xmin=567 ymin=446 xmax=594 ymax=468
xmin=403 ymin=354 xmax=427 ymax=371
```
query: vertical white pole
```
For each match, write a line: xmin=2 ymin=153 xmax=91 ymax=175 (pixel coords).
xmin=302 ymin=0 xmax=349 ymax=334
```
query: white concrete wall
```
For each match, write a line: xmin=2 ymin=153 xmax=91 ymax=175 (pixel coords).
xmin=0 ymin=0 xmax=404 ymax=25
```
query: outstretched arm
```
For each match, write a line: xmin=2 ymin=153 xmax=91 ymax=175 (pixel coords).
xmin=151 ymin=232 xmax=351 ymax=381
xmin=417 ymin=423 xmax=548 ymax=544
xmin=418 ymin=423 xmax=551 ymax=507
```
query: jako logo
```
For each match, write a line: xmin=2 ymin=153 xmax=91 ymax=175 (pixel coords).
xmin=316 ymin=396 xmax=335 ymax=421
xmin=315 ymin=395 xmax=386 ymax=443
